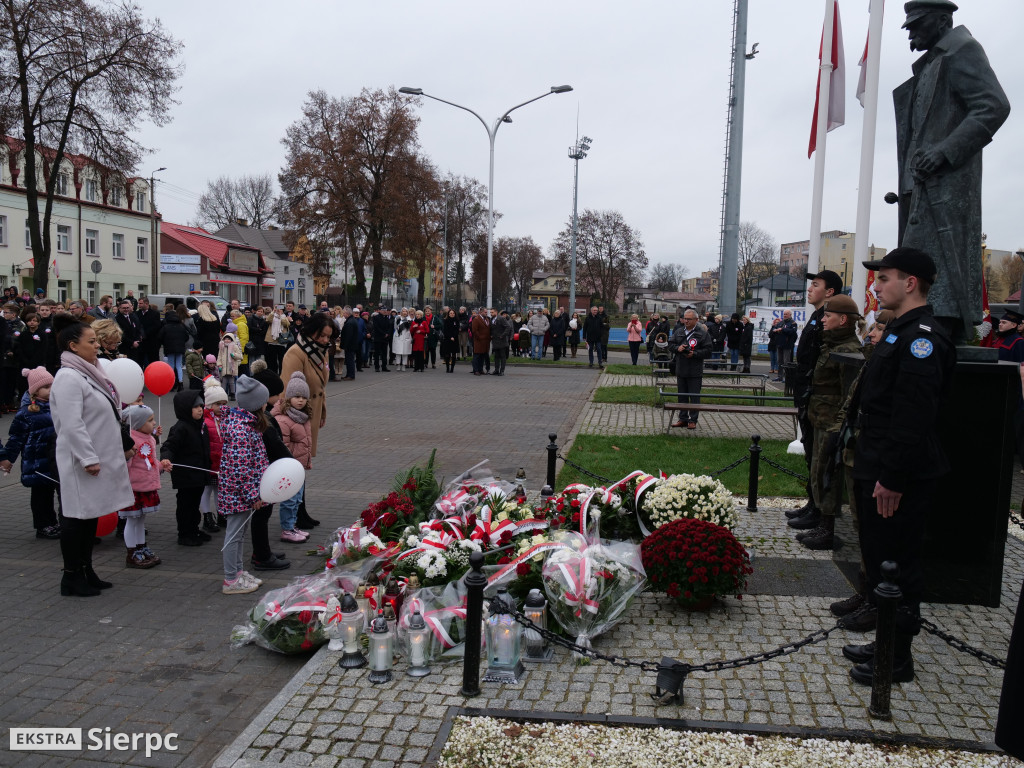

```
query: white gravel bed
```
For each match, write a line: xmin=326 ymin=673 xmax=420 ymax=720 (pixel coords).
xmin=437 ymin=716 xmax=1018 ymax=768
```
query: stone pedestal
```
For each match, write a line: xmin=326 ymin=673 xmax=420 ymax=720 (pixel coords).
xmin=831 ymin=353 xmax=1017 ymax=607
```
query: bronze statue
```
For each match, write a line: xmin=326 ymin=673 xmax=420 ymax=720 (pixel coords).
xmin=893 ymin=0 xmax=1010 ymax=344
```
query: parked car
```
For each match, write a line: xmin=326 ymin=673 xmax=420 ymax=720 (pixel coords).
xmin=147 ymin=294 xmax=229 ymax=320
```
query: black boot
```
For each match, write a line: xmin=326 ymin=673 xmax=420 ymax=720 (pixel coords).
xmin=842 ymin=641 xmax=875 ymax=664
xmin=839 ymin=605 xmax=878 ymax=632
xmin=830 ymin=592 xmax=866 ymax=617
xmin=83 ymin=565 xmax=113 ymax=590
xmin=796 ymin=525 xmax=827 ymax=543
xmin=202 ymin=512 xmax=220 ymax=533
xmin=296 ymin=508 xmax=320 ymax=529
xmin=784 ymin=500 xmax=814 ymax=519
xmin=61 ymin=568 xmax=101 ymax=597
xmin=787 ymin=507 xmax=822 ymax=530
xmin=850 ymin=633 xmax=914 ymax=684
xmin=802 ymin=516 xmax=835 ymax=550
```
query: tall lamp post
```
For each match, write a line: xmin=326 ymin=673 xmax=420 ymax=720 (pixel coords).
xmin=568 ymin=136 xmax=592 ymax=315
xmin=149 ymin=167 xmax=166 ymax=295
xmin=399 ymin=85 xmax=573 ymax=309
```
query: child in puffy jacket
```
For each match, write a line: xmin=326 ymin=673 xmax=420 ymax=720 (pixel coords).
xmin=217 ymin=330 xmax=242 ymax=400
xmin=272 ymin=371 xmax=312 ymax=543
xmin=121 ymin=404 xmax=164 ymax=568
xmin=0 ymin=367 xmax=60 ymax=538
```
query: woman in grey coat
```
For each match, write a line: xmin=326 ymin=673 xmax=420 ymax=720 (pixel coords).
xmin=50 ymin=314 xmax=135 ymax=596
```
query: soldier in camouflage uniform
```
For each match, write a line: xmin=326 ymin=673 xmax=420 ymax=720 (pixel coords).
xmin=797 ymin=294 xmax=866 ymax=551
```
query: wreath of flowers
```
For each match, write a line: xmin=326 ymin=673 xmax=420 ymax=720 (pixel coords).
xmin=641 ymin=474 xmax=735 ymax=531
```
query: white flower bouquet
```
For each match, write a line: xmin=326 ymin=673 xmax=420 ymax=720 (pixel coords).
xmin=641 ymin=473 xmax=736 ymax=531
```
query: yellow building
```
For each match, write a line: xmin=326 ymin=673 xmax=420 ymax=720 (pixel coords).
xmin=816 ymin=233 xmax=887 ymax=291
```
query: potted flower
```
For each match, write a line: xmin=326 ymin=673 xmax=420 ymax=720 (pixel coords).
xmin=640 ymin=517 xmax=752 ymax=610
xmin=641 ymin=473 xmax=735 ymax=532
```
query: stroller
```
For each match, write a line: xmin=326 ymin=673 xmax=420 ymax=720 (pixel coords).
xmin=651 ymin=332 xmax=672 ymax=364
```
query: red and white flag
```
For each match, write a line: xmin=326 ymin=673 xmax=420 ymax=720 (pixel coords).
xmin=51 ymin=257 xmax=59 ymax=278
xmin=857 ymin=0 xmax=884 ymax=107
xmin=808 ymin=0 xmax=846 ymax=158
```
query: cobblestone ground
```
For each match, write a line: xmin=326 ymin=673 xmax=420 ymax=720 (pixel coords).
xmin=0 ymin=364 xmax=596 ymax=768
xmin=213 ymin=502 xmax=1023 ymax=767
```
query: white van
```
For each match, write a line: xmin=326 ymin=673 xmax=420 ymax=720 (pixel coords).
xmin=148 ymin=294 xmax=229 ymax=320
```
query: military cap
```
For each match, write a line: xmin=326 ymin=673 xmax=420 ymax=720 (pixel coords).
xmin=1000 ymin=309 xmax=1024 ymax=325
xmin=806 ymin=269 xmax=844 ymax=295
xmin=903 ymin=0 xmax=957 ymax=27
xmin=822 ymin=294 xmax=861 ymax=316
xmin=863 ymin=247 xmax=937 ymax=284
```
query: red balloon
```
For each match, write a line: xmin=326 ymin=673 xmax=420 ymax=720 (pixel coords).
xmin=513 ymin=332 xmax=520 ymax=341
xmin=144 ymin=361 xmax=176 ymax=396
xmin=96 ymin=512 xmax=118 ymax=537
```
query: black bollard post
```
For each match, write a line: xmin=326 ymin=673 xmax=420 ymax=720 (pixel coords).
xmin=869 ymin=561 xmax=901 ymax=720
xmin=747 ymin=434 xmax=762 ymax=512
xmin=541 ymin=433 xmax=557 ymax=497
xmin=461 ymin=551 xmax=487 ymax=697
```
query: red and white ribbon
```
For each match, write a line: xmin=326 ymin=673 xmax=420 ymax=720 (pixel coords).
xmin=487 ymin=540 xmax=572 ymax=586
xmin=556 ymin=558 xmax=599 ymax=618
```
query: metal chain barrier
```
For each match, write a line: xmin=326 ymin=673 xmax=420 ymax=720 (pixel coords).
xmin=556 ymin=453 xmax=613 ymax=485
xmin=709 ymin=454 xmax=749 ymax=479
xmin=509 ymin=607 xmax=840 ymax=703
xmin=918 ymin=617 xmax=1007 ymax=670
xmin=761 ymin=455 xmax=810 ymax=483
xmin=1010 ymin=512 xmax=1024 ymax=532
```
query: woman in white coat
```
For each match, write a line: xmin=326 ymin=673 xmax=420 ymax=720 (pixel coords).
xmin=50 ymin=314 xmax=135 ymax=597
xmin=392 ymin=309 xmax=413 ymax=371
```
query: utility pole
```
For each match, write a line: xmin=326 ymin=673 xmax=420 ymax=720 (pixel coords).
xmin=149 ymin=167 xmax=166 ymax=295
xmin=718 ymin=0 xmax=754 ymax=316
xmin=568 ymin=135 xmax=591 ymax=315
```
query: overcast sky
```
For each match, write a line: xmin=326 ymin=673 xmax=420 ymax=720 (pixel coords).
xmin=136 ymin=0 xmax=1023 ymax=277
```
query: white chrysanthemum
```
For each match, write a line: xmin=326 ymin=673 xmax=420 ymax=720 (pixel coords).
xmin=643 ymin=473 xmax=735 ymax=530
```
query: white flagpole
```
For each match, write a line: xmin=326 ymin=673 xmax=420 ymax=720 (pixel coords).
xmin=852 ymin=0 xmax=885 ymax=313
xmin=807 ymin=0 xmax=836 ymax=279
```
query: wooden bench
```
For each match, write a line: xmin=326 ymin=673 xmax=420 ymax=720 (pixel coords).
xmin=655 ymin=371 xmax=768 ymax=402
xmin=663 ymin=400 xmax=799 ymax=437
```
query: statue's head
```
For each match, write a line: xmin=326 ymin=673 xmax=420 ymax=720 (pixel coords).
xmin=902 ymin=0 xmax=956 ymax=52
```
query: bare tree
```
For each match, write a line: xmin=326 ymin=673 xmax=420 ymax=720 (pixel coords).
xmin=195 ymin=173 xmax=278 ymax=230
xmin=500 ymin=236 xmax=544 ymax=308
xmin=0 ymin=0 xmax=181 ymax=294
xmin=441 ymin=174 xmax=491 ymax=305
xmin=550 ymin=209 xmax=647 ymax=310
xmin=737 ymin=221 xmax=779 ymax=303
xmin=386 ymin=155 xmax=443 ymax=306
xmin=279 ymin=88 xmax=424 ymax=303
xmin=648 ymin=262 xmax=690 ymax=292
xmin=996 ymin=252 xmax=1024 ymax=301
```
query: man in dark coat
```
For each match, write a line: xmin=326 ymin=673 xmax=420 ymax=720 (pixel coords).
xmin=597 ymin=305 xmax=611 ymax=363
xmin=738 ymin=315 xmax=755 ymax=373
xmin=668 ymin=308 xmax=713 ymax=429
xmin=489 ymin=309 xmax=512 ymax=376
xmin=340 ymin=309 xmax=360 ymax=380
xmin=723 ymin=313 xmax=743 ymax=371
xmin=470 ymin=308 xmax=491 ymax=376
xmin=370 ymin=306 xmax=392 ymax=372
xmin=137 ymin=296 xmax=163 ymax=367
xmin=582 ymin=306 xmax=604 ymax=369
xmin=894 ymin=0 xmax=1010 ymax=344
xmin=114 ymin=299 xmax=144 ymax=362
xmin=549 ymin=309 xmax=568 ymax=362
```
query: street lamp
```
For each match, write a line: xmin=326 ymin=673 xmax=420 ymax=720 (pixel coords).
xmin=399 ymin=85 xmax=573 ymax=309
xmin=568 ymin=136 xmax=592 ymax=315
xmin=149 ymin=166 xmax=166 ymax=296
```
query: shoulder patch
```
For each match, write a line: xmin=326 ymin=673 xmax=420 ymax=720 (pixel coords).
xmin=919 ymin=324 xmax=932 ymax=332
xmin=885 ymin=334 xmax=898 ymax=344
xmin=910 ymin=338 xmax=934 ymax=359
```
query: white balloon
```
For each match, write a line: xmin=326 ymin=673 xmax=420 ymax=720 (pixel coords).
xmin=105 ymin=358 xmax=144 ymax=403
xmin=97 ymin=358 xmax=111 ymax=371
xmin=260 ymin=458 xmax=305 ymax=504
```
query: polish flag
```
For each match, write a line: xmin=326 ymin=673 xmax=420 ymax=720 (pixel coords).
xmin=51 ymin=257 xmax=59 ymax=278
xmin=808 ymin=0 xmax=846 ymax=158
xmin=857 ymin=0 xmax=884 ymax=107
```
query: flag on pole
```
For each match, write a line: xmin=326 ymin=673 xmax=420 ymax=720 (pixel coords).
xmin=51 ymin=257 xmax=59 ymax=278
xmin=808 ymin=0 xmax=846 ymax=157
xmin=857 ymin=0 xmax=884 ymax=107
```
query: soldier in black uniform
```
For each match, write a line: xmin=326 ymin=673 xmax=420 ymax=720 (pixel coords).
xmin=786 ymin=270 xmax=843 ymax=531
xmin=839 ymin=247 xmax=955 ymax=685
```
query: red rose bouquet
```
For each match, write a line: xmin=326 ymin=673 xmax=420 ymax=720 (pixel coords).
xmin=640 ymin=517 xmax=753 ymax=609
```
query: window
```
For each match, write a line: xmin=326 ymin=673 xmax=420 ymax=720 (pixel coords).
xmin=24 ymin=219 xmax=31 ymax=248
xmin=56 ymin=173 xmax=69 ymax=196
xmin=138 ymin=284 xmax=148 ymax=296
xmin=136 ymin=237 xmax=148 ymax=262
xmin=87 ymin=282 xmax=97 ymax=307
xmin=135 ymin=190 xmax=146 ymax=212
xmin=57 ymin=224 xmax=71 ymax=253
xmin=57 ymin=280 xmax=69 ymax=303
xmin=84 ymin=179 xmax=98 ymax=202
xmin=85 ymin=229 xmax=98 ymax=257
xmin=0 ymin=215 xmax=7 ymax=246
xmin=111 ymin=186 xmax=122 ymax=206
xmin=112 ymin=283 xmax=124 ymax=302
xmin=112 ymin=233 xmax=124 ymax=259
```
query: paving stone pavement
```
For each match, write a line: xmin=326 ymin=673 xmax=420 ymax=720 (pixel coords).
xmin=0 ymin=363 xmax=597 ymax=768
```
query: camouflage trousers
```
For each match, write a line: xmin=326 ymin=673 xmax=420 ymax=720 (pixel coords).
xmin=810 ymin=427 xmax=844 ymax=518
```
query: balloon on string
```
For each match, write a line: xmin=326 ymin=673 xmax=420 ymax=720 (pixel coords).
xmin=96 ymin=512 xmax=118 ymax=537
xmin=97 ymin=358 xmax=111 ymax=371
xmin=105 ymin=358 xmax=144 ymax=403
xmin=259 ymin=458 xmax=305 ymax=504
xmin=144 ymin=361 xmax=176 ymax=396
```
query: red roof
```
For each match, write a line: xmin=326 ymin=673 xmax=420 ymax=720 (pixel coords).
xmin=161 ymin=221 xmax=269 ymax=273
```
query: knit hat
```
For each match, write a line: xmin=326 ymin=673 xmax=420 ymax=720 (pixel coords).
xmin=121 ymin=404 xmax=153 ymax=432
xmin=203 ymin=377 xmax=228 ymax=406
xmin=235 ymin=375 xmax=269 ymax=412
xmin=21 ymin=366 xmax=53 ymax=396
xmin=205 ymin=354 xmax=217 ymax=365
xmin=285 ymin=371 xmax=310 ymax=400
xmin=226 ymin=322 xmax=238 ymax=334
xmin=250 ymin=359 xmax=284 ymax=397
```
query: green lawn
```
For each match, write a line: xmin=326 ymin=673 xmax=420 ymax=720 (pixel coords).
xmin=505 ymin=356 xmax=591 ymax=367
xmin=593 ymin=385 xmax=793 ymax=408
xmin=557 ymin=434 xmax=807 ymax=497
